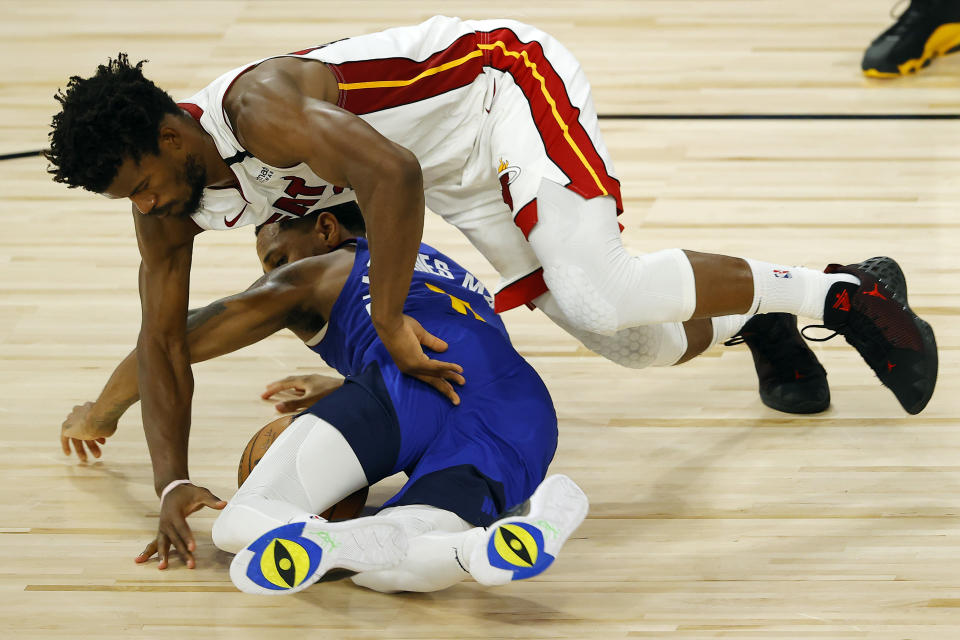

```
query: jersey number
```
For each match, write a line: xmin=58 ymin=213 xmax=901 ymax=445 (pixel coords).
xmin=424 ymin=283 xmax=486 ymax=322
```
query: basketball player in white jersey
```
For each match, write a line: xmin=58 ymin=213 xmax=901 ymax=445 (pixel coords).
xmin=47 ymin=16 xmax=937 ymax=570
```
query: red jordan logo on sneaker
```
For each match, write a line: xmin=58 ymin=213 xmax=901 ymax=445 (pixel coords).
xmin=863 ymin=284 xmax=888 ymax=300
xmin=833 ymin=289 xmax=851 ymax=312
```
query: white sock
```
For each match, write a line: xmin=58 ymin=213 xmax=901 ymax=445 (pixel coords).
xmin=744 ymin=259 xmax=859 ymax=320
xmin=709 ymin=314 xmax=752 ymax=348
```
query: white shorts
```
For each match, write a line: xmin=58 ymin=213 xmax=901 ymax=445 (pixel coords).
xmin=321 ymin=17 xmax=623 ymax=311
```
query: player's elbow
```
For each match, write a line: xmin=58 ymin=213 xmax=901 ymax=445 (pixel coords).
xmin=381 ymin=145 xmax=423 ymax=194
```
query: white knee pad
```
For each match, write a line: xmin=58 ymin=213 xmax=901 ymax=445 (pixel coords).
xmin=527 ymin=179 xmax=696 ymax=334
xmin=534 ymin=291 xmax=689 ymax=368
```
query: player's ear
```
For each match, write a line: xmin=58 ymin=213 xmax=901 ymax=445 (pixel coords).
xmin=158 ymin=116 xmax=183 ymax=150
xmin=315 ymin=211 xmax=340 ymax=248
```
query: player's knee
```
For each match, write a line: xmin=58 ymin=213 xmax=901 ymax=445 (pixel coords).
xmin=541 ymin=263 xmax=621 ymax=335
xmin=541 ymin=248 xmax=697 ymax=334
xmin=565 ymin=322 xmax=688 ymax=369
xmin=211 ymin=504 xmax=251 ymax=554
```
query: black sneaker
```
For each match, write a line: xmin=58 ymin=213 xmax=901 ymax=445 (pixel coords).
xmin=804 ymin=257 xmax=937 ymax=415
xmin=724 ymin=313 xmax=830 ymax=414
xmin=862 ymin=0 xmax=960 ymax=77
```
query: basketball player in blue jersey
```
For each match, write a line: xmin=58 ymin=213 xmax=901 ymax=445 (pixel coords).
xmin=59 ymin=206 xmax=587 ymax=592
xmin=48 ymin=17 xmax=937 ymax=568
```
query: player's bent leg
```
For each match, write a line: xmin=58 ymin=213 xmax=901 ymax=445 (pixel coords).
xmin=229 ymin=516 xmax=407 ymax=596
xmin=350 ymin=505 xmax=477 ymax=593
xmin=527 ymin=179 xmax=696 ymax=335
xmin=533 ymin=290 xmax=690 ymax=368
xmin=469 ymin=474 xmax=588 ymax=586
xmin=212 ymin=413 xmax=368 ymax=554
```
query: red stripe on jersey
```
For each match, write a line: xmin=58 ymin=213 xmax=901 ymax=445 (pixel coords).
xmin=494 ymin=267 xmax=548 ymax=313
xmin=481 ymin=28 xmax=622 ymax=215
xmin=332 ymin=33 xmax=484 ymax=116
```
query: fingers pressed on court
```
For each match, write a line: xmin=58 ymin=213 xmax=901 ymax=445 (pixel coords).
xmin=71 ymin=438 xmax=87 ymax=462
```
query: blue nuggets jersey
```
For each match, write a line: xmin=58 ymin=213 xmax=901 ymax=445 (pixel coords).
xmin=300 ymin=238 xmax=557 ymax=526
xmin=311 ymin=237 xmax=507 ymax=377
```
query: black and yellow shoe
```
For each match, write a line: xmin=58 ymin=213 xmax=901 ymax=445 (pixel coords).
xmin=862 ymin=0 xmax=960 ymax=77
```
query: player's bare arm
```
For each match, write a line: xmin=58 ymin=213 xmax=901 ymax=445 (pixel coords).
xmin=132 ymin=209 xmax=229 ymax=569
xmin=61 ymin=252 xmax=353 ymax=462
xmin=224 ymin=59 xmax=465 ymax=402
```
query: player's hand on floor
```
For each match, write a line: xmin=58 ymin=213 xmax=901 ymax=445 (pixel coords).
xmin=135 ymin=483 xmax=226 ymax=570
xmin=60 ymin=401 xmax=119 ymax=462
xmin=261 ymin=374 xmax=345 ymax=413
xmin=376 ymin=314 xmax=465 ymax=405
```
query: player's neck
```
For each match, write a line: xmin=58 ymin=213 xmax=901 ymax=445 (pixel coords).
xmin=181 ymin=113 xmax=238 ymax=188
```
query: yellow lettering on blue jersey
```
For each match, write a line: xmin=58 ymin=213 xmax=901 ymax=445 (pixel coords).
xmin=424 ymin=282 xmax=486 ymax=322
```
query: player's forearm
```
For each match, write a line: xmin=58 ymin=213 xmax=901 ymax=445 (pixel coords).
xmin=137 ymin=331 xmax=193 ymax=495
xmin=363 ymin=148 xmax=425 ymax=329
xmin=90 ymin=309 xmax=209 ymax=423
xmin=91 ymin=349 xmax=140 ymax=422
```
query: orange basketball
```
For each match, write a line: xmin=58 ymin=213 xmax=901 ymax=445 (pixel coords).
xmin=237 ymin=415 xmax=368 ymax=521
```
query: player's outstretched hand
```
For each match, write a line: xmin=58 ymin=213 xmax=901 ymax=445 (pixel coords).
xmin=135 ymin=483 xmax=226 ymax=570
xmin=376 ymin=314 xmax=465 ymax=405
xmin=261 ymin=374 xmax=345 ymax=413
xmin=60 ymin=401 xmax=119 ymax=462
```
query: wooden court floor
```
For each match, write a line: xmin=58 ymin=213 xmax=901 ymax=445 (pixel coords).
xmin=2 ymin=1 xmax=960 ymax=638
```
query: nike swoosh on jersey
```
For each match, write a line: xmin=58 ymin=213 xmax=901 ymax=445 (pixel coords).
xmin=224 ymin=205 xmax=247 ymax=227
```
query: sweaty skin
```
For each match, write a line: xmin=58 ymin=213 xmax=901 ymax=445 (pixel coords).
xmin=100 ymin=56 xmax=465 ymax=570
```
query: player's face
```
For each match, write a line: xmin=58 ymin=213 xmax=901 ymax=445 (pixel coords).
xmin=104 ymin=151 xmax=206 ymax=219
xmin=256 ymin=225 xmax=330 ymax=273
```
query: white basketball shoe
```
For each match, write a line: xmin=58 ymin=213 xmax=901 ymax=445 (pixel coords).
xmin=468 ymin=474 xmax=589 ymax=586
xmin=230 ymin=516 xmax=407 ymax=595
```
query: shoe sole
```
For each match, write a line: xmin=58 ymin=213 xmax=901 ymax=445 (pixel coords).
xmin=864 ymin=22 xmax=960 ymax=77
xmin=469 ymin=474 xmax=589 ymax=586
xmin=760 ymin=378 xmax=831 ymax=414
xmin=838 ymin=257 xmax=938 ymax=414
xmin=230 ymin=518 xmax=407 ymax=595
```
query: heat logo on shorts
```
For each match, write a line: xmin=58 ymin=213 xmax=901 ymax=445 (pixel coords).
xmin=244 ymin=523 xmax=323 ymax=591
xmin=497 ymin=158 xmax=522 ymax=210
xmin=487 ymin=521 xmax=555 ymax=580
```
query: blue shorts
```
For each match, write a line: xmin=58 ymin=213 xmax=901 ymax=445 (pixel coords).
xmin=301 ymin=327 xmax=557 ymax=527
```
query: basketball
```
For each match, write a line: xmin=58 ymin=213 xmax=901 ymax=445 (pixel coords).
xmin=237 ymin=416 xmax=368 ymax=521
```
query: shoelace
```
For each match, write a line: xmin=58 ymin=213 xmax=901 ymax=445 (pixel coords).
xmin=800 ymin=325 xmax=837 ymax=342
xmin=803 ymin=314 xmax=892 ymax=378
xmin=725 ymin=326 xmax=823 ymax=380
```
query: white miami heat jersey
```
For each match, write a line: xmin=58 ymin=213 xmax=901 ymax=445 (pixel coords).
xmin=180 ymin=15 xmax=621 ymax=312
xmin=180 ymin=15 xmax=493 ymax=231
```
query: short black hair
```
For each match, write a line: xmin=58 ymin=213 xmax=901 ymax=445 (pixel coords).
xmin=255 ymin=201 xmax=367 ymax=237
xmin=45 ymin=53 xmax=181 ymax=192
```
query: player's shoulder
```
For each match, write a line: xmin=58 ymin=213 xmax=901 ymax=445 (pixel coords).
xmin=224 ymin=57 xmax=338 ymax=124
xmin=266 ymin=247 xmax=356 ymax=289
xmin=223 ymin=57 xmax=339 ymax=166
